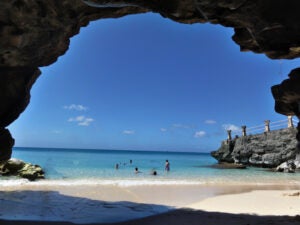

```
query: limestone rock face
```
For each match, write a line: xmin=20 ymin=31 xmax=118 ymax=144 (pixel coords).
xmin=210 ymin=140 xmax=235 ymax=164
xmin=1 ymin=0 xmax=300 ymax=162
xmin=211 ymin=128 xmax=298 ymax=168
xmin=0 ymin=158 xmax=45 ymax=181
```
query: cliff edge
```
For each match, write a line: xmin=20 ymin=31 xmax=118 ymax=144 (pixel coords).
xmin=211 ymin=128 xmax=299 ymax=168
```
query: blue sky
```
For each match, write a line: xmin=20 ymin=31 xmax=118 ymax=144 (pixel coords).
xmin=8 ymin=13 xmax=300 ymax=152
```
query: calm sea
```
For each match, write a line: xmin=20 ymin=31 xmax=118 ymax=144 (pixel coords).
xmin=2 ymin=147 xmax=300 ymax=186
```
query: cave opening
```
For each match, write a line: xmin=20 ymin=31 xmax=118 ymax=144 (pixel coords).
xmin=7 ymin=12 xmax=300 ymax=153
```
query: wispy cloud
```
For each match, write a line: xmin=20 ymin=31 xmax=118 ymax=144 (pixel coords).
xmin=222 ymin=124 xmax=240 ymax=131
xmin=205 ymin=120 xmax=217 ymax=124
xmin=172 ymin=123 xmax=193 ymax=129
xmin=194 ymin=131 xmax=206 ymax=138
xmin=64 ymin=104 xmax=88 ymax=111
xmin=160 ymin=128 xmax=167 ymax=132
xmin=68 ymin=115 xmax=94 ymax=126
xmin=52 ymin=130 xmax=62 ymax=134
xmin=123 ymin=130 xmax=135 ymax=135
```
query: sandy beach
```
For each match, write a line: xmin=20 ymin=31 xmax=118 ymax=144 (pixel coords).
xmin=0 ymin=181 xmax=300 ymax=225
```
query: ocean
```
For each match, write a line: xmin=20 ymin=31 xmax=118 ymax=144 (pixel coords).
xmin=3 ymin=147 xmax=300 ymax=186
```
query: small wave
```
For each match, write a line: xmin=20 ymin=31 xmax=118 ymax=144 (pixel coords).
xmin=23 ymin=178 xmax=208 ymax=187
xmin=0 ymin=178 xmax=30 ymax=186
xmin=2 ymin=177 xmax=299 ymax=188
xmin=2 ymin=172 xmax=300 ymax=188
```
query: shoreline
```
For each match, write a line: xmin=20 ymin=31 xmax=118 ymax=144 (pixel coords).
xmin=0 ymin=181 xmax=299 ymax=224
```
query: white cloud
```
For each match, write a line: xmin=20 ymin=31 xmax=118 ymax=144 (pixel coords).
xmin=68 ymin=115 xmax=94 ymax=126
xmin=123 ymin=130 xmax=135 ymax=135
xmin=78 ymin=118 xmax=94 ymax=126
xmin=160 ymin=128 xmax=167 ymax=132
xmin=172 ymin=124 xmax=191 ymax=129
xmin=194 ymin=131 xmax=206 ymax=138
xmin=64 ymin=104 xmax=88 ymax=111
xmin=205 ymin=120 xmax=217 ymax=124
xmin=222 ymin=124 xmax=240 ymax=131
xmin=52 ymin=130 xmax=62 ymax=134
xmin=68 ymin=116 xmax=84 ymax=122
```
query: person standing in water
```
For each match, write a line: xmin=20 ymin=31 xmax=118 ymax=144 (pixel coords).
xmin=165 ymin=160 xmax=170 ymax=172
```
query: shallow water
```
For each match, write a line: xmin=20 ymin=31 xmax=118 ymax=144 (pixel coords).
xmin=3 ymin=147 xmax=300 ymax=186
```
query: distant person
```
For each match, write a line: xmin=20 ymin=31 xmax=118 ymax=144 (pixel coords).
xmin=115 ymin=163 xmax=119 ymax=170
xmin=150 ymin=170 xmax=157 ymax=176
xmin=165 ymin=160 xmax=170 ymax=172
xmin=130 ymin=159 xmax=132 ymax=164
xmin=135 ymin=167 xmax=141 ymax=174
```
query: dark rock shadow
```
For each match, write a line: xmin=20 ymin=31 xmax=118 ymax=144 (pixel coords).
xmin=0 ymin=190 xmax=299 ymax=225
xmin=1 ymin=208 xmax=300 ymax=225
xmin=0 ymin=190 xmax=171 ymax=224
xmin=115 ymin=208 xmax=300 ymax=225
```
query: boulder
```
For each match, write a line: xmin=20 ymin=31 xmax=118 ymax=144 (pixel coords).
xmin=0 ymin=158 xmax=44 ymax=181
xmin=276 ymin=160 xmax=297 ymax=173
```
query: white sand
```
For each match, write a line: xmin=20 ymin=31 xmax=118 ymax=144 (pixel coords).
xmin=0 ymin=182 xmax=299 ymax=224
xmin=188 ymin=190 xmax=300 ymax=216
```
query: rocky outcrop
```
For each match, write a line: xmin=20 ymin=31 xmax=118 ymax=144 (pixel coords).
xmin=272 ymin=68 xmax=300 ymax=118
xmin=271 ymin=68 xmax=300 ymax=165
xmin=0 ymin=158 xmax=44 ymax=181
xmin=211 ymin=128 xmax=299 ymax=168
xmin=0 ymin=1 xmax=300 ymax=163
xmin=276 ymin=160 xmax=299 ymax=173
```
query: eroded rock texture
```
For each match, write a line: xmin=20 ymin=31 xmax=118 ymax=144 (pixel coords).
xmin=272 ymin=68 xmax=300 ymax=117
xmin=1 ymin=0 xmax=300 ymax=160
xmin=0 ymin=158 xmax=44 ymax=181
xmin=211 ymin=128 xmax=298 ymax=168
xmin=272 ymin=68 xmax=300 ymax=154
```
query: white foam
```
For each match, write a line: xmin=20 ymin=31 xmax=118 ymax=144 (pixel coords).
xmin=1 ymin=177 xmax=300 ymax=188
xmin=0 ymin=178 xmax=30 ymax=186
xmin=19 ymin=178 xmax=207 ymax=187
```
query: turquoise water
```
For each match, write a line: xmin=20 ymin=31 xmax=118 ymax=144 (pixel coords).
xmin=5 ymin=147 xmax=300 ymax=186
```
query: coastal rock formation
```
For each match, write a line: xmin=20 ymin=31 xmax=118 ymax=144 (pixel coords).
xmin=276 ymin=160 xmax=299 ymax=173
xmin=0 ymin=0 xmax=300 ymax=162
xmin=211 ymin=128 xmax=298 ymax=168
xmin=271 ymin=68 xmax=300 ymax=158
xmin=0 ymin=158 xmax=44 ymax=181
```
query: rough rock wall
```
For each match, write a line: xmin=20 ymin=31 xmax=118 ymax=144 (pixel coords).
xmin=271 ymin=68 xmax=300 ymax=158
xmin=211 ymin=128 xmax=298 ymax=168
xmin=1 ymin=0 xmax=300 ymax=158
xmin=272 ymin=68 xmax=300 ymax=117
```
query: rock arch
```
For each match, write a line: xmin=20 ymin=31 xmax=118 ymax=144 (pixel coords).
xmin=0 ymin=0 xmax=300 ymax=159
